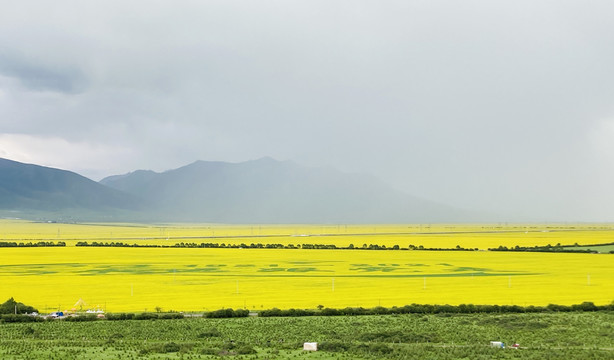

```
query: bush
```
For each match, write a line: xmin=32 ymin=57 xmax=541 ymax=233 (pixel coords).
xmin=63 ymin=314 xmax=98 ymax=322
xmin=0 ymin=314 xmax=43 ymax=323
xmin=234 ymin=309 xmax=249 ymax=317
xmin=319 ymin=341 xmax=350 ymax=352
xmin=198 ymin=327 xmax=221 ymax=338
xmin=205 ymin=308 xmax=248 ymax=318
xmin=259 ymin=308 xmax=282 ymax=317
xmin=368 ymin=306 xmax=390 ymax=315
xmin=320 ymin=308 xmax=340 ymax=316
xmin=340 ymin=307 xmax=367 ymax=315
xmin=571 ymin=302 xmax=598 ymax=312
xmin=234 ymin=345 xmax=256 ymax=354
xmin=161 ymin=342 xmax=181 ymax=353
xmin=357 ymin=343 xmax=393 ymax=355
xmin=134 ymin=312 xmax=158 ymax=320
xmin=159 ymin=313 xmax=184 ymax=319
xmin=106 ymin=313 xmax=135 ymax=320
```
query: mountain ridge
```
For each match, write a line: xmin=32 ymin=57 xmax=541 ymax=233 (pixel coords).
xmin=0 ymin=157 xmax=144 ymax=219
xmin=100 ymin=157 xmax=471 ymax=223
xmin=0 ymin=156 xmax=472 ymax=223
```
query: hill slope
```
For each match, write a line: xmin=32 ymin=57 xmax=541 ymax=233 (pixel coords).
xmin=0 ymin=158 xmax=143 ymax=218
xmin=101 ymin=157 xmax=469 ymax=223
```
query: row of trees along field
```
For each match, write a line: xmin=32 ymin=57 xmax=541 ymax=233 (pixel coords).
xmin=4 ymin=241 xmax=612 ymax=252
xmin=0 ymin=241 xmax=65 ymax=247
xmin=3 ymin=298 xmax=613 ymax=323
xmin=74 ymin=241 xmax=478 ymax=251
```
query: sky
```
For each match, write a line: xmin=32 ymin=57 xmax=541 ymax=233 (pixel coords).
xmin=1 ymin=0 xmax=614 ymax=221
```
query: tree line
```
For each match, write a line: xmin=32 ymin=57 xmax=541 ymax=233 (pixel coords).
xmin=0 ymin=241 xmax=66 ymax=247
xmin=75 ymin=241 xmax=477 ymax=251
xmin=489 ymin=243 xmax=614 ymax=253
xmin=257 ymin=302 xmax=611 ymax=317
xmin=2 ymin=297 xmax=612 ymax=323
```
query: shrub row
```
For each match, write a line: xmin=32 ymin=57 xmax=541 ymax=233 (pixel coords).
xmin=489 ymin=244 xmax=598 ymax=253
xmin=258 ymin=302 xmax=613 ymax=317
xmin=204 ymin=308 xmax=249 ymax=318
xmin=1 ymin=302 xmax=611 ymax=323
xmin=489 ymin=242 xmax=614 ymax=253
xmin=106 ymin=312 xmax=184 ymax=320
xmin=0 ymin=314 xmax=43 ymax=323
xmin=1 ymin=312 xmax=186 ymax=323
xmin=76 ymin=242 xmax=165 ymax=248
xmin=0 ymin=241 xmax=65 ymax=247
xmin=76 ymin=241 xmax=477 ymax=251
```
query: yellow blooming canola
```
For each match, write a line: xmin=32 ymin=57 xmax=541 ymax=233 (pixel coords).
xmin=1 ymin=220 xmax=613 ymax=249
xmin=1 ymin=248 xmax=612 ymax=313
xmin=0 ymin=220 xmax=613 ymax=312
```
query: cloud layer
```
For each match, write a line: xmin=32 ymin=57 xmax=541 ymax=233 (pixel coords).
xmin=1 ymin=0 xmax=614 ymax=221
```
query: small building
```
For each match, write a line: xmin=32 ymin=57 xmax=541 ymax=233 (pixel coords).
xmin=303 ymin=342 xmax=318 ymax=351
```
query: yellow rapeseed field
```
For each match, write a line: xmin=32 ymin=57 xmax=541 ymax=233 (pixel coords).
xmin=0 ymin=220 xmax=612 ymax=312
xmin=1 ymin=220 xmax=613 ymax=248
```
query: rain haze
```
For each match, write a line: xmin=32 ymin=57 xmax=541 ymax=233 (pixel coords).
xmin=1 ymin=0 xmax=613 ymax=221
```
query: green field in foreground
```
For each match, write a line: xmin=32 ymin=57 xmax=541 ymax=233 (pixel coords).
xmin=1 ymin=312 xmax=613 ymax=359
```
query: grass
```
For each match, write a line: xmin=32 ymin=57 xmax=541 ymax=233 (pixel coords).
xmin=1 ymin=312 xmax=613 ymax=359
xmin=564 ymin=244 xmax=614 ymax=253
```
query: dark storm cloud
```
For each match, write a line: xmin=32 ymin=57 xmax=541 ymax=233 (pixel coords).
xmin=1 ymin=0 xmax=614 ymax=221
xmin=0 ymin=52 xmax=87 ymax=93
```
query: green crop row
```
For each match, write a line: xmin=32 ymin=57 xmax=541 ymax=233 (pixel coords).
xmin=1 ymin=311 xmax=613 ymax=359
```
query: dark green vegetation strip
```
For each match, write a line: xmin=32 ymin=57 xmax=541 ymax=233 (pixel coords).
xmin=0 ymin=241 xmax=65 ymax=247
xmin=1 ymin=312 xmax=613 ymax=359
xmin=563 ymin=244 xmax=614 ymax=254
xmin=75 ymin=241 xmax=479 ymax=251
xmin=491 ymin=242 xmax=614 ymax=253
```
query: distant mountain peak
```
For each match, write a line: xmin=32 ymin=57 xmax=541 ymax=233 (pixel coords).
xmin=101 ymin=158 xmax=470 ymax=223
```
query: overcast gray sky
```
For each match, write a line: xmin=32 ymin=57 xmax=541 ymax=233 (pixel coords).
xmin=1 ymin=0 xmax=614 ymax=221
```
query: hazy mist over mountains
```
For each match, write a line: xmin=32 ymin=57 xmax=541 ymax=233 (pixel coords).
xmin=1 ymin=2 xmax=614 ymax=221
xmin=0 ymin=157 xmax=472 ymax=223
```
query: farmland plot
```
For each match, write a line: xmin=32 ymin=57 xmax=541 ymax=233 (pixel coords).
xmin=0 ymin=247 xmax=612 ymax=312
xmin=1 ymin=313 xmax=613 ymax=359
xmin=1 ymin=220 xmax=614 ymax=249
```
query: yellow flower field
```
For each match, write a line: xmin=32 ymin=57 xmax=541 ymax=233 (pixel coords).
xmin=1 ymin=220 xmax=613 ymax=313
xmin=0 ymin=247 xmax=612 ymax=313
xmin=1 ymin=220 xmax=613 ymax=249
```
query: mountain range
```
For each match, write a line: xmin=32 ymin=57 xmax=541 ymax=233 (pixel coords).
xmin=0 ymin=157 xmax=470 ymax=223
